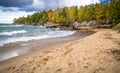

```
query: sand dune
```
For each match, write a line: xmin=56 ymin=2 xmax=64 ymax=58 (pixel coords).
xmin=0 ymin=29 xmax=120 ymax=73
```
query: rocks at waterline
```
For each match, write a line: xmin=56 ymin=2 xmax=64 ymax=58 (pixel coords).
xmin=43 ymin=20 xmax=113 ymax=30
xmin=72 ymin=20 xmax=112 ymax=30
xmin=73 ymin=20 xmax=97 ymax=30
xmin=44 ymin=22 xmax=60 ymax=28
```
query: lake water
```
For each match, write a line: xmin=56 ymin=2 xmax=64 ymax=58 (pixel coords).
xmin=0 ymin=23 xmax=75 ymax=47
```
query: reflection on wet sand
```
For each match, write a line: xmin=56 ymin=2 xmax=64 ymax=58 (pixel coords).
xmin=0 ymin=48 xmax=31 ymax=61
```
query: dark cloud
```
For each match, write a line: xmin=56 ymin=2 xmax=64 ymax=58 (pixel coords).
xmin=0 ymin=0 xmax=33 ymax=7
xmin=18 ymin=0 xmax=59 ymax=12
xmin=0 ymin=6 xmax=18 ymax=11
xmin=0 ymin=0 xmax=101 ymax=12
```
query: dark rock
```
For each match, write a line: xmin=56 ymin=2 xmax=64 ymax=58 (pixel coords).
xmin=106 ymin=19 xmax=112 ymax=24
xmin=96 ymin=19 xmax=112 ymax=28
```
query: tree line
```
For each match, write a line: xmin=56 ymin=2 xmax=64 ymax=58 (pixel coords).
xmin=14 ymin=0 xmax=120 ymax=27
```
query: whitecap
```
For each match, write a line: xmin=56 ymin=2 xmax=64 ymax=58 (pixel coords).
xmin=15 ymin=25 xmax=23 ymax=27
xmin=0 ymin=31 xmax=75 ymax=47
xmin=0 ymin=35 xmax=48 ymax=47
xmin=0 ymin=30 xmax=27 ymax=36
xmin=0 ymin=25 xmax=23 ymax=27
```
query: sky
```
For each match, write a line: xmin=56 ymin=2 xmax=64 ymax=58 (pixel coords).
xmin=0 ymin=0 xmax=100 ymax=23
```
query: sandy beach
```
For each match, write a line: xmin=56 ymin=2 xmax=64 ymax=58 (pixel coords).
xmin=0 ymin=29 xmax=120 ymax=73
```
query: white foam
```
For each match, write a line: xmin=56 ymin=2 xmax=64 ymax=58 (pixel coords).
xmin=0 ymin=25 xmax=23 ymax=27
xmin=0 ymin=30 xmax=27 ymax=36
xmin=15 ymin=25 xmax=23 ymax=27
xmin=0 ymin=31 xmax=75 ymax=47
xmin=0 ymin=35 xmax=48 ymax=46
xmin=48 ymin=30 xmax=75 ymax=37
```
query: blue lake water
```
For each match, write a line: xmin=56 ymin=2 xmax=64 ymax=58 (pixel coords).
xmin=0 ymin=23 xmax=75 ymax=47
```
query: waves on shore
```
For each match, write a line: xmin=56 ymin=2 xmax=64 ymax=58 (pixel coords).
xmin=0 ymin=30 xmax=27 ymax=36
xmin=0 ymin=24 xmax=23 ymax=27
xmin=0 ymin=31 xmax=75 ymax=47
xmin=0 ymin=24 xmax=75 ymax=47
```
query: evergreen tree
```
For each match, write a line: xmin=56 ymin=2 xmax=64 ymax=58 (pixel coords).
xmin=74 ymin=6 xmax=78 ymax=21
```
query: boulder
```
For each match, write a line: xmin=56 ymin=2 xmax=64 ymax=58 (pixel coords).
xmin=80 ymin=20 xmax=97 ymax=28
xmin=86 ymin=21 xmax=93 ymax=26
xmin=88 ymin=20 xmax=97 ymax=28
xmin=73 ymin=21 xmax=95 ymax=30
xmin=80 ymin=21 xmax=88 ymax=26
xmin=73 ymin=22 xmax=80 ymax=29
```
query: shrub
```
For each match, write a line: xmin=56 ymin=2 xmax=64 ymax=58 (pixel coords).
xmin=113 ymin=23 xmax=120 ymax=30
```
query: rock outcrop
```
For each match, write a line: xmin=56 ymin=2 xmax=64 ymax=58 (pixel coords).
xmin=73 ymin=20 xmax=113 ymax=30
xmin=73 ymin=20 xmax=97 ymax=30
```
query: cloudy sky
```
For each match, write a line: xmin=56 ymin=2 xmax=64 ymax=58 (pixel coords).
xmin=0 ymin=0 xmax=100 ymax=23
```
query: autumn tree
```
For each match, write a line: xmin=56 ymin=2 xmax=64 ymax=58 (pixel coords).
xmin=14 ymin=1 xmax=120 ymax=27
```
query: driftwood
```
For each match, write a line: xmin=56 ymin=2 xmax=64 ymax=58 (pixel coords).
xmin=45 ymin=25 xmax=59 ymax=28
xmin=97 ymin=24 xmax=112 ymax=28
xmin=76 ymin=26 xmax=93 ymax=30
xmin=44 ymin=22 xmax=60 ymax=28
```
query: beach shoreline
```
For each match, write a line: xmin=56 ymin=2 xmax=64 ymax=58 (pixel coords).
xmin=0 ymin=29 xmax=120 ymax=73
xmin=0 ymin=30 xmax=94 ymax=62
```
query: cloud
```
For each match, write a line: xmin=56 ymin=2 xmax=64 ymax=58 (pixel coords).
xmin=0 ymin=0 xmax=100 ymax=11
xmin=0 ymin=0 xmax=33 ymax=7
xmin=58 ymin=0 xmax=100 ymax=7
xmin=0 ymin=6 xmax=19 ymax=11
xmin=32 ymin=0 xmax=45 ymax=9
xmin=29 ymin=0 xmax=100 ymax=11
xmin=0 ymin=0 xmax=100 ymax=23
xmin=0 ymin=11 xmax=34 ymax=23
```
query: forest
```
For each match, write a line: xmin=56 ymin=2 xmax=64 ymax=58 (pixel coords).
xmin=14 ymin=0 xmax=120 ymax=29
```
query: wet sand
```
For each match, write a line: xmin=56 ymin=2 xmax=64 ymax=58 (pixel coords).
xmin=0 ymin=29 xmax=120 ymax=73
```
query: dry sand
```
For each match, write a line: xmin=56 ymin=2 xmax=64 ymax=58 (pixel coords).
xmin=0 ymin=29 xmax=120 ymax=73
